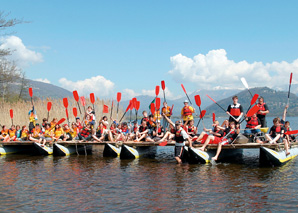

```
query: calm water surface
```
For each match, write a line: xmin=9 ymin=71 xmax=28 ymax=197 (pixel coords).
xmin=1 ymin=117 xmax=298 ymax=212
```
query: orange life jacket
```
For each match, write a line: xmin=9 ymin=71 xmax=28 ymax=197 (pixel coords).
xmin=183 ymin=106 xmax=193 ymax=116
xmin=9 ymin=129 xmax=16 ymax=137
xmin=1 ymin=129 xmax=8 ymax=136
xmin=162 ymin=106 xmax=171 ymax=117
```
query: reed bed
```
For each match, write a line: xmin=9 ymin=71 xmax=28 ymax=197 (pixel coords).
xmin=0 ymin=98 xmax=121 ymax=127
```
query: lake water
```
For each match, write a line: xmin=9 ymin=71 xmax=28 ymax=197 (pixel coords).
xmin=0 ymin=117 xmax=298 ymax=212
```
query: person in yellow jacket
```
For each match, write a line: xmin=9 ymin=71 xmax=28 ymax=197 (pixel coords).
xmin=181 ymin=100 xmax=195 ymax=123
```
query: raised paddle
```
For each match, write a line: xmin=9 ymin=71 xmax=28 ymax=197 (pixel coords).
xmin=240 ymin=105 xmax=260 ymax=124
xmin=170 ymin=104 xmax=174 ymax=115
xmin=116 ymin=92 xmax=121 ymax=120
xmin=65 ymin=108 xmax=70 ymax=126
xmin=150 ymin=102 xmax=155 ymax=116
xmin=73 ymin=107 xmax=78 ymax=118
xmin=119 ymin=101 xmax=132 ymax=123
xmin=129 ymin=100 xmax=133 ymax=123
xmin=47 ymin=101 xmax=52 ymax=121
xmin=241 ymin=77 xmax=253 ymax=98
xmin=63 ymin=98 xmax=70 ymax=125
xmin=10 ymin=109 xmax=13 ymax=125
xmin=161 ymin=80 xmax=166 ymax=103
xmin=181 ymin=84 xmax=193 ymax=105
xmin=155 ymin=85 xmax=160 ymax=97
xmin=90 ymin=93 xmax=95 ymax=113
xmin=287 ymin=72 xmax=293 ymax=107
xmin=73 ymin=90 xmax=82 ymax=114
xmin=196 ymin=110 xmax=206 ymax=128
xmin=245 ymin=94 xmax=259 ymax=114
xmin=194 ymin=94 xmax=203 ymax=118
xmin=29 ymin=87 xmax=33 ymax=106
xmin=212 ymin=113 xmax=216 ymax=122
xmin=206 ymin=94 xmax=238 ymax=121
xmin=136 ymin=100 xmax=140 ymax=122
xmin=110 ymin=100 xmax=114 ymax=119
xmin=80 ymin=96 xmax=86 ymax=113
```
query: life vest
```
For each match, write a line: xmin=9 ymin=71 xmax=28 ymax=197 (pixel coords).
xmin=257 ymin=103 xmax=266 ymax=115
xmin=154 ymin=111 xmax=162 ymax=121
xmin=54 ymin=128 xmax=64 ymax=138
xmin=162 ymin=106 xmax=171 ymax=117
xmin=1 ymin=129 xmax=8 ymax=136
xmin=44 ymin=129 xmax=52 ymax=137
xmin=170 ymin=128 xmax=176 ymax=134
xmin=21 ymin=130 xmax=29 ymax=138
xmin=141 ymin=117 xmax=149 ymax=123
xmin=174 ymin=129 xmax=184 ymax=143
xmin=96 ymin=127 xmax=103 ymax=137
xmin=246 ymin=117 xmax=259 ymax=128
xmin=32 ymin=128 xmax=41 ymax=138
xmin=147 ymin=120 xmax=156 ymax=128
xmin=133 ymin=126 xmax=138 ymax=133
xmin=188 ymin=125 xmax=196 ymax=133
xmin=182 ymin=106 xmax=193 ymax=116
xmin=139 ymin=126 xmax=147 ymax=133
xmin=156 ymin=127 xmax=163 ymax=134
xmin=229 ymin=103 xmax=241 ymax=116
xmin=9 ymin=129 xmax=16 ymax=137
xmin=50 ymin=121 xmax=57 ymax=129
xmin=81 ymin=128 xmax=91 ymax=137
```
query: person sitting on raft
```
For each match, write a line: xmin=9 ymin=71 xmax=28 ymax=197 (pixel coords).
xmin=198 ymin=120 xmax=225 ymax=151
xmin=158 ymin=123 xmax=175 ymax=143
xmin=140 ymin=110 xmax=149 ymax=124
xmin=212 ymin=121 xmax=240 ymax=161
xmin=244 ymin=113 xmax=261 ymax=134
xmin=184 ymin=119 xmax=197 ymax=140
xmin=0 ymin=125 xmax=10 ymax=142
xmin=43 ymin=123 xmax=53 ymax=145
xmin=77 ymin=122 xmax=93 ymax=142
xmin=162 ymin=113 xmax=193 ymax=164
xmin=195 ymin=120 xmax=223 ymax=144
xmin=152 ymin=121 xmax=164 ymax=141
xmin=29 ymin=124 xmax=46 ymax=145
xmin=265 ymin=117 xmax=290 ymax=155
xmin=18 ymin=125 xmax=29 ymax=141
xmin=52 ymin=124 xmax=64 ymax=142
xmin=8 ymin=125 xmax=17 ymax=142
xmin=134 ymin=120 xmax=153 ymax=142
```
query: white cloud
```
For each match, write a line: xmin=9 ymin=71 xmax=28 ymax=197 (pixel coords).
xmin=35 ymin=78 xmax=51 ymax=84
xmin=169 ymin=49 xmax=298 ymax=89
xmin=59 ymin=75 xmax=114 ymax=97
xmin=0 ymin=36 xmax=43 ymax=67
xmin=122 ymin=87 xmax=180 ymax=100
xmin=122 ymin=89 xmax=140 ymax=100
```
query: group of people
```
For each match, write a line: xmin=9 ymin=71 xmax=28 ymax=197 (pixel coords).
xmin=0 ymin=94 xmax=296 ymax=163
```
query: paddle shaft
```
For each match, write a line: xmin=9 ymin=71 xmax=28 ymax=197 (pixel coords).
xmin=76 ymin=101 xmax=82 ymax=115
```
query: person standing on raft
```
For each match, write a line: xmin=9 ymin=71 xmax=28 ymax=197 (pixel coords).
xmin=257 ymin=96 xmax=269 ymax=127
xmin=181 ymin=100 xmax=195 ymax=124
xmin=226 ymin=96 xmax=243 ymax=125
xmin=163 ymin=113 xmax=193 ymax=164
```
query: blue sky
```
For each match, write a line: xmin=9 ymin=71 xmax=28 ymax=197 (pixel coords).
xmin=2 ymin=0 xmax=298 ymax=100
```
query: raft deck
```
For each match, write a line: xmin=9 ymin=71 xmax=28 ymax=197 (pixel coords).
xmin=0 ymin=141 xmax=293 ymax=150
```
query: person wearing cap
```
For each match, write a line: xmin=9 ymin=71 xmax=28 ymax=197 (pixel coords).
xmin=181 ymin=100 xmax=195 ymax=124
xmin=163 ymin=113 xmax=193 ymax=164
xmin=257 ymin=96 xmax=269 ymax=127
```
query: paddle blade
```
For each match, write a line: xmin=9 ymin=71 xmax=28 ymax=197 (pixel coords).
xmin=194 ymin=95 xmax=201 ymax=107
xmin=200 ymin=110 xmax=206 ymax=119
xmin=73 ymin=107 xmax=78 ymax=117
xmin=156 ymin=97 xmax=161 ymax=109
xmin=132 ymin=98 xmax=137 ymax=109
xmin=212 ymin=113 xmax=216 ymax=122
xmin=125 ymin=101 xmax=132 ymax=112
xmin=251 ymin=94 xmax=259 ymax=105
xmin=63 ymin=98 xmax=68 ymax=108
xmin=247 ymin=105 xmax=260 ymax=117
xmin=159 ymin=141 xmax=168 ymax=146
xmin=170 ymin=104 xmax=174 ymax=115
xmin=73 ymin=90 xmax=79 ymax=102
xmin=65 ymin=108 xmax=69 ymax=118
xmin=161 ymin=80 xmax=165 ymax=90
xmin=150 ymin=103 xmax=155 ymax=115
xmin=57 ymin=118 xmax=66 ymax=125
xmin=136 ymin=101 xmax=140 ymax=111
xmin=206 ymin=95 xmax=216 ymax=103
xmin=47 ymin=102 xmax=52 ymax=112
xmin=155 ymin=86 xmax=160 ymax=96
xmin=285 ymin=130 xmax=298 ymax=135
xmin=28 ymin=87 xmax=33 ymax=97
xmin=103 ymin=105 xmax=109 ymax=113
xmin=10 ymin=109 xmax=13 ymax=119
xmin=90 ymin=93 xmax=95 ymax=104
xmin=80 ymin=96 xmax=86 ymax=107
xmin=241 ymin=77 xmax=249 ymax=89
xmin=117 ymin=92 xmax=122 ymax=102
xmin=290 ymin=72 xmax=293 ymax=84
xmin=181 ymin=84 xmax=186 ymax=94
xmin=129 ymin=100 xmax=134 ymax=110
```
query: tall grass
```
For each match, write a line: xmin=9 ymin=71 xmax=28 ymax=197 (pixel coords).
xmin=0 ymin=98 xmax=121 ymax=127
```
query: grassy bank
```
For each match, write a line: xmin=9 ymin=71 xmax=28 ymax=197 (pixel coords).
xmin=0 ymin=98 xmax=119 ymax=127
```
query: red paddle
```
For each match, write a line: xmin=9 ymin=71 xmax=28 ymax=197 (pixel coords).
xmin=63 ymin=98 xmax=68 ymax=108
xmin=73 ymin=90 xmax=82 ymax=114
xmin=196 ymin=110 xmax=206 ymax=128
xmin=116 ymin=92 xmax=122 ymax=120
xmin=10 ymin=109 xmax=13 ymax=125
xmin=103 ymin=105 xmax=109 ymax=113
xmin=161 ymin=80 xmax=166 ymax=103
xmin=170 ymin=104 xmax=174 ymax=115
xmin=90 ymin=93 xmax=95 ymax=104
xmin=245 ymin=94 xmax=259 ymax=114
xmin=29 ymin=87 xmax=33 ymax=105
xmin=119 ymin=101 xmax=132 ymax=123
xmin=181 ymin=84 xmax=192 ymax=105
xmin=110 ymin=100 xmax=114 ymax=119
xmin=159 ymin=141 xmax=168 ymax=146
xmin=80 ymin=96 xmax=86 ymax=113
xmin=57 ymin=118 xmax=66 ymax=125
xmin=156 ymin=97 xmax=161 ymax=110
xmin=246 ymin=105 xmax=260 ymax=117
xmin=194 ymin=94 xmax=203 ymax=119
xmin=73 ymin=107 xmax=78 ymax=118
xmin=285 ymin=130 xmax=298 ymax=135
xmin=155 ymin=86 xmax=160 ymax=97
xmin=150 ymin=102 xmax=155 ymax=115
xmin=288 ymin=72 xmax=293 ymax=106
xmin=135 ymin=101 xmax=140 ymax=122
xmin=47 ymin=102 xmax=52 ymax=120
xmin=132 ymin=98 xmax=137 ymax=109
xmin=212 ymin=113 xmax=216 ymax=122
